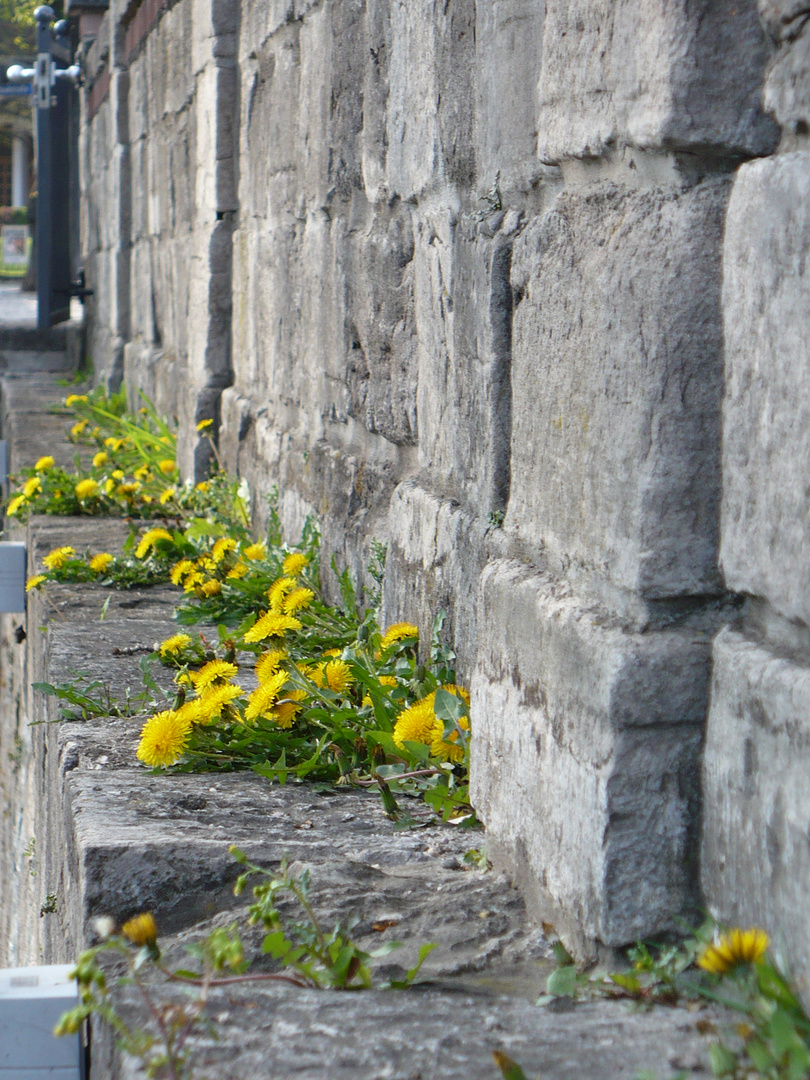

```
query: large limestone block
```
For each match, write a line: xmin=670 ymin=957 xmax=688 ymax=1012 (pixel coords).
xmin=194 ymin=62 xmax=238 ymax=214
xmin=763 ymin=20 xmax=810 ymax=129
xmin=474 ymin=0 xmax=545 ymax=193
xmin=721 ymin=152 xmax=810 ymax=626
xmin=508 ymin=180 xmax=728 ymax=597
xmin=414 ymin=208 xmax=518 ymax=512
xmin=471 ymin=560 xmax=707 ymax=949
xmin=238 ymin=21 xmax=301 ymax=221
xmin=383 ymin=0 xmax=475 ymax=201
xmin=702 ymin=628 xmax=810 ymax=1003
xmin=382 ymin=479 xmax=488 ymax=676
xmin=758 ymin=0 xmax=810 ymax=41
xmin=345 ymin=200 xmax=417 ymax=446
xmin=537 ymin=0 xmax=777 ymax=162
xmin=298 ymin=0 xmax=364 ymax=209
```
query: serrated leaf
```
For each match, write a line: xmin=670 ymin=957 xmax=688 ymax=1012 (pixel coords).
xmin=546 ymin=965 xmax=578 ymax=997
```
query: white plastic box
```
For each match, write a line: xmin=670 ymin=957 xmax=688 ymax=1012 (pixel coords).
xmin=0 ymin=542 xmax=26 ymax=613
xmin=0 ymin=965 xmax=83 ymax=1078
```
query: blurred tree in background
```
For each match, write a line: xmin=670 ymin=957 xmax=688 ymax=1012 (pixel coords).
xmin=0 ymin=1 xmax=66 ymax=55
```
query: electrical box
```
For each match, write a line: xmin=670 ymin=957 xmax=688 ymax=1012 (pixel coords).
xmin=0 ymin=964 xmax=83 ymax=1078
xmin=0 ymin=542 xmax=26 ymax=613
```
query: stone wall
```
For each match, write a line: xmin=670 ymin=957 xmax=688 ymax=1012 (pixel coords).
xmin=75 ymin=0 xmax=810 ymax=968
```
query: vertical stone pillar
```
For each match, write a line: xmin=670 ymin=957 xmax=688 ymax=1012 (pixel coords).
xmin=470 ymin=0 xmax=777 ymax=952
xmin=702 ymin=5 xmax=810 ymax=1002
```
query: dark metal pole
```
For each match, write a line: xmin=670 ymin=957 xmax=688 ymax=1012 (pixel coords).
xmin=34 ymin=5 xmax=54 ymax=330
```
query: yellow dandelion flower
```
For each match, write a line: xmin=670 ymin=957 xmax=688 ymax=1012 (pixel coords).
xmin=243 ymin=611 xmax=303 ymax=644
xmin=26 ymin=574 xmax=47 ymax=592
xmin=135 ymin=528 xmax=174 ymax=559
xmin=141 ymin=494 xmax=154 ymax=504
xmin=244 ymin=670 xmax=289 ymax=723
xmin=194 ymin=683 xmax=244 ymax=723
xmin=393 ymin=697 xmax=438 ymax=750
xmin=43 ymin=546 xmax=76 ymax=570
xmin=272 ymin=689 xmax=307 ymax=729
xmin=283 ymin=587 xmax=315 ymax=615
xmin=136 ymin=710 xmax=191 ymax=768
xmin=212 ymin=537 xmax=237 ymax=563
xmin=190 ymin=659 xmax=239 ymax=693
xmin=197 ymin=555 xmax=217 ymax=572
xmin=103 ymin=478 xmax=115 ymax=495
xmin=133 ymin=465 xmax=150 ymax=481
xmin=268 ymin=576 xmax=296 ymax=612
xmin=121 ymin=912 xmax=158 ymax=946
xmin=158 ymin=633 xmax=192 ymax=658
xmin=183 ymin=571 xmax=206 ymax=593
xmin=196 ymin=419 xmax=213 ymax=432
xmin=75 ymin=478 xmax=100 ymax=500
xmin=23 ymin=476 xmax=41 ymax=498
xmin=65 ymin=394 xmax=88 ymax=407
xmin=158 ymin=459 xmax=177 ymax=475
xmin=255 ymin=649 xmax=287 ymax=682
xmin=6 ymin=494 xmax=27 ymax=516
xmin=361 ymin=674 xmax=398 ymax=708
xmin=159 ymin=487 xmax=176 ymax=504
xmin=170 ymin=559 xmax=196 ymax=586
xmin=431 ymin=714 xmax=471 ymax=763
xmin=34 ymin=455 xmax=55 ymax=471
xmin=243 ymin=542 xmax=266 ymax=561
xmin=117 ymin=482 xmax=141 ymax=497
xmin=380 ymin=623 xmax=419 ymax=651
xmin=104 ymin=436 xmax=124 ymax=451
xmin=282 ymin=552 xmax=308 ymax=576
xmin=92 ymin=451 xmax=108 ymax=468
xmin=323 ymin=659 xmax=353 ymax=694
xmin=69 ymin=420 xmax=88 ymax=439
xmin=111 ymin=469 xmax=125 ymax=480
xmin=200 ymin=579 xmax=222 ymax=597
xmin=174 ymin=698 xmax=207 ymax=725
xmin=89 ymin=552 xmax=114 ymax=573
xmin=698 ymin=929 xmax=769 ymax=975
xmin=195 ymin=481 xmax=210 ymax=493
xmin=227 ymin=561 xmax=249 ymax=580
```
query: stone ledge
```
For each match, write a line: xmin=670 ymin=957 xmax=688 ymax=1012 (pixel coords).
xmin=0 ymin=373 xmax=722 ymax=1077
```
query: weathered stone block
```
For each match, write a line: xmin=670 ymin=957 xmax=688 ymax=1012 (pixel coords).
xmin=507 ymin=180 xmax=728 ymax=597
xmin=759 ymin=0 xmax=810 ymax=42
xmin=345 ymin=200 xmax=417 ymax=446
xmin=470 ymin=560 xmax=707 ymax=949
xmin=382 ymin=479 xmax=488 ymax=677
xmin=702 ymin=628 xmax=810 ymax=1005
xmin=537 ymin=0 xmax=777 ymax=162
xmin=763 ymin=20 xmax=810 ymax=130
xmin=721 ymin=152 xmax=810 ymax=626
xmin=298 ymin=0 xmax=364 ymax=208
xmin=413 ymin=208 xmax=517 ymax=513
xmin=383 ymin=0 xmax=475 ymax=200
xmin=474 ymin=0 xmax=545 ymax=193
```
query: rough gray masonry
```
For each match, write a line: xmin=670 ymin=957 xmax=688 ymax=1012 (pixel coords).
xmin=74 ymin=0 xmax=810 ymax=981
xmin=0 ymin=374 xmax=731 ymax=1077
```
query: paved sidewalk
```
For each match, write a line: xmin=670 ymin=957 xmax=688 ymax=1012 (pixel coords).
xmin=0 ymin=280 xmax=36 ymax=324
